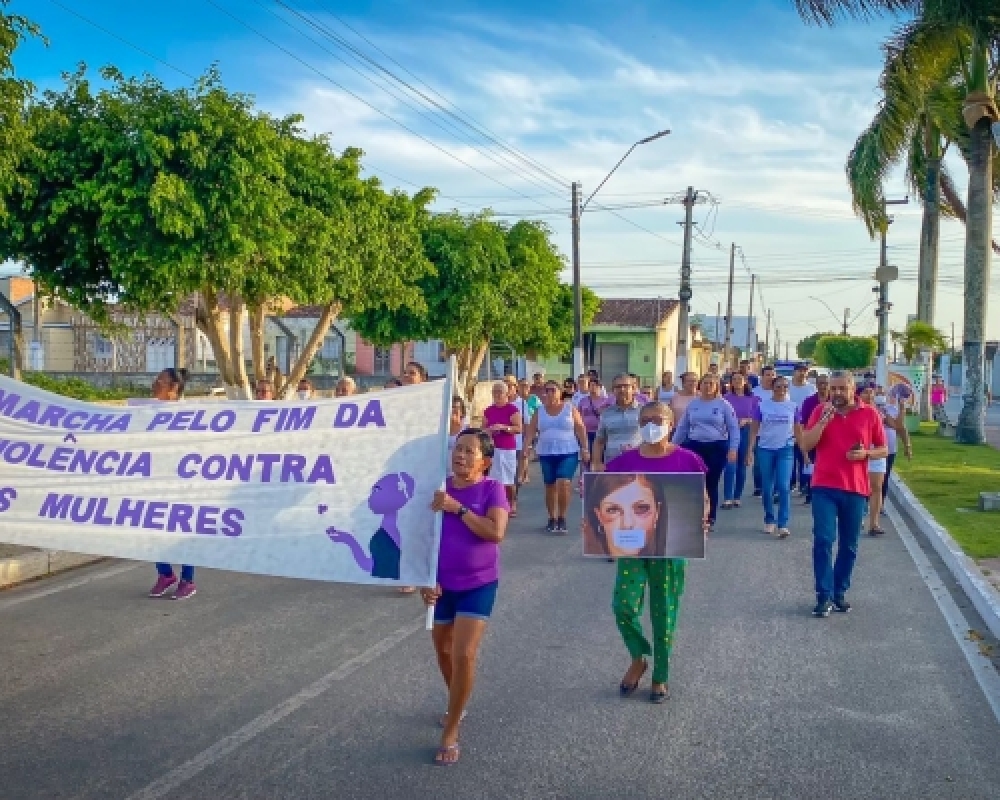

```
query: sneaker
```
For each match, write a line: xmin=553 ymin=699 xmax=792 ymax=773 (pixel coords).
xmin=832 ymin=595 xmax=851 ymax=613
xmin=812 ymin=599 xmax=833 ymax=618
xmin=149 ymin=575 xmax=178 ymax=598
xmin=556 ymin=517 xmax=567 ymax=534
xmin=545 ymin=518 xmax=557 ymax=534
xmin=173 ymin=580 xmax=197 ymax=600
xmin=777 ymin=527 xmax=790 ymax=539
xmin=764 ymin=523 xmax=776 ymax=536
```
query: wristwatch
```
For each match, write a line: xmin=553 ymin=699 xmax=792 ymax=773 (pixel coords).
xmin=457 ymin=505 xmax=470 ymax=518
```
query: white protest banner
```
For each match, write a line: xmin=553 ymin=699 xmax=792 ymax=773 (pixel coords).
xmin=0 ymin=371 xmax=451 ymax=586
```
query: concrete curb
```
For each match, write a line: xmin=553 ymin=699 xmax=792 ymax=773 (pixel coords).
xmin=0 ymin=550 xmax=106 ymax=589
xmin=890 ymin=473 xmax=1000 ymax=640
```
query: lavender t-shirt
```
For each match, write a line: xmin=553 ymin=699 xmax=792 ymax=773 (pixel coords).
xmin=437 ymin=477 xmax=509 ymax=591
xmin=606 ymin=446 xmax=708 ymax=476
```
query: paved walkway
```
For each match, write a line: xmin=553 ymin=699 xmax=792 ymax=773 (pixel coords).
xmin=1 ymin=470 xmax=999 ymax=799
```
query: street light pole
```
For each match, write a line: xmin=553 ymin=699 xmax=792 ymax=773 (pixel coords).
xmin=571 ymin=129 xmax=671 ymax=377
xmin=571 ymin=182 xmax=583 ymax=377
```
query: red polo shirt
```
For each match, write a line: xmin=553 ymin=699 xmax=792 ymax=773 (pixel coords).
xmin=806 ymin=403 xmax=886 ymax=496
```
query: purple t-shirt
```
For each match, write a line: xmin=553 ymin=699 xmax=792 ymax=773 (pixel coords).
xmin=437 ymin=477 xmax=509 ymax=591
xmin=724 ymin=392 xmax=759 ymax=421
xmin=606 ymin=446 xmax=708 ymax=476
xmin=578 ymin=394 xmax=612 ymax=433
xmin=483 ymin=404 xmax=519 ymax=451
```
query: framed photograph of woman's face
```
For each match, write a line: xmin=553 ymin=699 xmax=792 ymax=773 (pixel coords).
xmin=582 ymin=472 xmax=706 ymax=559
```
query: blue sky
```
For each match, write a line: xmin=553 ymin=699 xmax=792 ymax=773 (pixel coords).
xmin=11 ymin=0 xmax=992 ymax=349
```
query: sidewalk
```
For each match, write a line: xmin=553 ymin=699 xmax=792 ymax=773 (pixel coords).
xmin=0 ymin=545 xmax=104 ymax=589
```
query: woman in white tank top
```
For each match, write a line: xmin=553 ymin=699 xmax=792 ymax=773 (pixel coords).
xmin=524 ymin=380 xmax=589 ymax=533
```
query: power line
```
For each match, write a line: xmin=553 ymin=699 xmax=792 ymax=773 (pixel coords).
xmin=47 ymin=1 xmax=197 ymax=79
xmin=202 ymin=0 xmax=567 ymax=214
xmin=304 ymin=0 xmax=572 ymax=190
xmin=263 ymin=0 xmax=569 ymax=200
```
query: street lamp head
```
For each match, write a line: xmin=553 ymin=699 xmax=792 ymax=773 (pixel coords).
xmin=638 ymin=129 xmax=671 ymax=145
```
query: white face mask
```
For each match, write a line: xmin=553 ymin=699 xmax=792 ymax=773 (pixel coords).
xmin=875 ymin=395 xmax=887 ymax=406
xmin=640 ymin=421 xmax=670 ymax=444
xmin=296 ymin=390 xmax=310 ymax=401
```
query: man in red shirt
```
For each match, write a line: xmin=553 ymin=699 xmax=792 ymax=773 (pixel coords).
xmin=799 ymin=370 xmax=888 ymax=617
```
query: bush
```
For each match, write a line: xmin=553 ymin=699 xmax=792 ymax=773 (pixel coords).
xmin=813 ymin=335 xmax=877 ymax=370
xmin=20 ymin=372 xmax=149 ymax=401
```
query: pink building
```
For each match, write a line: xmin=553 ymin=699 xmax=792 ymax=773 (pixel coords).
xmin=353 ymin=340 xmax=414 ymax=377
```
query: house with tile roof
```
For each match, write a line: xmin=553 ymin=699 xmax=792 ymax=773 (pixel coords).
xmin=534 ymin=297 xmax=700 ymax=389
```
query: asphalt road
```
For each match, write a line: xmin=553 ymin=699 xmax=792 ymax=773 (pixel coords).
xmin=2 ymin=470 xmax=1000 ymax=800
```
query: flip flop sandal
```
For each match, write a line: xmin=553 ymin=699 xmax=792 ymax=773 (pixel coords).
xmin=438 ymin=709 xmax=468 ymax=728
xmin=650 ymin=687 xmax=669 ymax=704
xmin=433 ymin=743 xmax=461 ymax=766
xmin=619 ymin=659 xmax=648 ymax=697
xmin=870 ymin=527 xmax=886 ymax=536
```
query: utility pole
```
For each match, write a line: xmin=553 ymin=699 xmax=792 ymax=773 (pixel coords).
xmin=843 ymin=308 xmax=850 ymax=336
xmin=675 ymin=186 xmax=697 ymax=376
xmin=785 ymin=341 xmax=790 ymax=361
xmin=876 ymin=198 xmax=908 ymax=365
xmin=775 ymin=329 xmax=780 ymax=362
xmin=764 ymin=309 xmax=772 ymax=363
xmin=723 ymin=242 xmax=735 ymax=368
xmin=747 ymin=274 xmax=755 ymax=362
xmin=571 ymin=181 xmax=583 ymax=377
xmin=715 ymin=301 xmax=720 ymax=347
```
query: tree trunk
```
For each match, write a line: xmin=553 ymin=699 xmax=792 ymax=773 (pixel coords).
xmin=194 ymin=288 xmax=235 ymax=386
xmin=465 ymin=340 xmax=490 ymax=399
xmin=939 ymin=173 xmax=1000 ymax=255
xmin=249 ymin=303 xmax=267 ymax=383
xmin=277 ymin=301 xmax=341 ymax=399
xmin=916 ymin=123 xmax=941 ymax=326
xmin=955 ymin=116 xmax=992 ymax=444
xmin=228 ymin=294 xmax=251 ymax=400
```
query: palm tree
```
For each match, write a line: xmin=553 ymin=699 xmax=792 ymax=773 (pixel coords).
xmin=794 ymin=1 xmax=999 ymax=444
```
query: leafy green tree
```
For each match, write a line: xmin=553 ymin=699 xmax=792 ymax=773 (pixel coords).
xmin=813 ymin=335 xmax=877 ymax=370
xmin=796 ymin=331 xmax=837 ymax=360
xmin=352 ymin=213 xmax=585 ymax=396
xmin=890 ymin=320 xmax=949 ymax=362
xmin=0 ymin=66 xmax=431 ymax=397
xmin=794 ymin=1 xmax=1000 ymax=443
xmin=0 ymin=3 xmax=42 ymax=218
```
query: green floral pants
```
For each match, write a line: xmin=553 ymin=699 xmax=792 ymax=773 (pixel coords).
xmin=612 ymin=558 xmax=686 ymax=684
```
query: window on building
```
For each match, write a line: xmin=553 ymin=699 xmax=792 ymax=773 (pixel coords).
xmin=321 ymin=335 xmax=342 ymax=360
xmin=374 ymin=346 xmax=392 ymax=375
xmin=412 ymin=340 xmax=443 ymax=363
xmin=93 ymin=334 xmax=113 ymax=358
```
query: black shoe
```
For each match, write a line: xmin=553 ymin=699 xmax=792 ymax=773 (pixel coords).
xmin=832 ymin=596 xmax=851 ymax=613
xmin=812 ymin=600 xmax=833 ymax=617
xmin=753 ymin=489 xmax=762 ymax=497
xmin=556 ymin=517 xmax=567 ymax=533
xmin=545 ymin=518 xmax=556 ymax=533
xmin=804 ymin=495 xmax=812 ymax=505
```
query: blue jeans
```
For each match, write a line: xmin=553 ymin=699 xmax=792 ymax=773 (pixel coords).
xmin=810 ymin=487 xmax=866 ymax=601
xmin=724 ymin=425 xmax=751 ymax=501
xmin=758 ymin=445 xmax=793 ymax=527
xmin=156 ymin=563 xmax=194 ymax=582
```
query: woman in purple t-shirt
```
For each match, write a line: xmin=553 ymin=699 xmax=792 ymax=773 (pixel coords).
xmin=604 ymin=401 xmax=708 ymax=704
xmin=423 ymin=429 xmax=509 ymax=766
xmin=483 ymin=382 xmax=522 ymax=516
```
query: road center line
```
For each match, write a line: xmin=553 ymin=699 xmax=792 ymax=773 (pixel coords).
xmin=887 ymin=498 xmax=1000 ymax=725
xmin=126 ymin=616 xmax=425 ymax=800
xmin=0 ymin=562 xmax=138 ymax=611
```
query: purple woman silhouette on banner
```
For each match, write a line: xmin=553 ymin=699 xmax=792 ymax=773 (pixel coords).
xmin=324 ymin=472 xmax=415 ymax=581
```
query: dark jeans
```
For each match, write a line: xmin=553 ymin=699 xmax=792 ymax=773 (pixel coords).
xmin=811 ymin=487 xmax=866 ymax=601
xmin=684 ymin=439 xmax=729 ymax=522
xmin=156 ymin=563 xmax=195 ymax=582
xmin=724 ymin=425 xmax=751 ymax=501
xmin=882 ymin=453 xmax=896 ymax=501
xmin=792 ymin=444 xmax=807 ymax=490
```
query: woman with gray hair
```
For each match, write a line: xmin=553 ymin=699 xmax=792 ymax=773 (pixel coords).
xmin=335 ymin=376 xmax=357 ymax=397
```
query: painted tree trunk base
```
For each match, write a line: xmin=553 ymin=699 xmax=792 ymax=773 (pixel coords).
xmin=956 ymin=342 xmax=986 ymax=445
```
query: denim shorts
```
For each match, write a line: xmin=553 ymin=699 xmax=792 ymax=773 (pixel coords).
xmin=539 ymin=453 xmax=579 ymax=484
xmin=433 ymin=580 xmax=499 ymax=625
